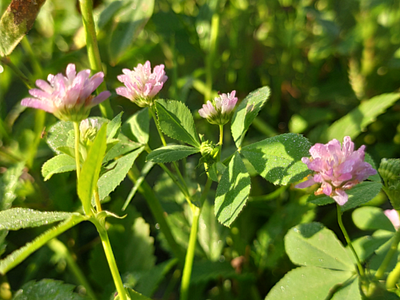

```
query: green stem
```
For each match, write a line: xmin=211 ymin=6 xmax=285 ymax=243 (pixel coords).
xmin=47 ymin=239 xmax=98 ymax=300
xmin=375 ymin=223 xmax=400 ymax=281
xmin=149 ymin=106 xmax=167 ymax=146
xmin=337 ymin=205 xmax=365 ymax=277
xmin=92 ymin=219 xmax=128 ymax=300
xmin=73 ymin=122 xmax=81 ymax=180
xmin=205 ymin=13 xmax=219 ymax=101
xmin=21 ymin=36 xmax=43 ymax=78
xmin=387 ymin=259 xmax=400 ymax=291
xmin=127 ymin=167 xmax=185 ymax=265
xmin=180 ymin=178 xmax=212 ymax=300
xmin=78 ymin=0 xmax=113 ymax=119
xmin=94 ymin=189 xmax=102 ymax=212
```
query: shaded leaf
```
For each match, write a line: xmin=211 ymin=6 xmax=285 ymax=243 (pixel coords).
xmin=265 ymin=266 xmax=352 ymax=300
xmin=41 ymin=154 xmax=76 ymax=181
xmin=231 ymin=86 xmax=271 ymax=147
xmin=284 ymin=222 xmax=354 ymax=271
xmin=0 ymin=162 xmax=25 ymax=210
xmin=13 ymin=279 xmax=89 ymax=300
xmin=109 ymin=0 xmax=155 ymax=64
xmin=155 ymin=100 xmax=200 ymax=147
xmin=190 ymin=260 xmax=237 ymax=284
xmin=241 ymin=133 xmax=311 ymax=185
xmin=325 ymin=93 xmax=400 ymax=142
xmin=124 ymin=107 xmax=150 ymax=144
xmin=107 ymin=112 xmax=123 ymax=142
xmin=0 ymin=208 xmax=76 ymax=230
xmin=47 ymin=121 xmax=74 ymax=153
xmin=146 ymin=145 xmax=199 ymax=163
xmin=351 ymin=230 xmax=393 ymax=262
xmin=215 ymin=152 xmax=251 ymax=227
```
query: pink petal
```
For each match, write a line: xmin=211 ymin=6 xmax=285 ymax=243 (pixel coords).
xmin=384 ymin=209 xmax=400 ymax=230
xmin=332 ymin=189 xmax=348 ymax=206
xmin=91 ymin=91 xmax=111 ymax=106
xmin=21 ymin=98 xmax=55 ymax=113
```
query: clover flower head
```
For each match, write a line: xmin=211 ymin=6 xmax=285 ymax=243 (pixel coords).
xmin=80 ymin=118 xmax=101 ymax=142
xmin=116 ymin=61 xmax=168 ymax=107
xmin=199 ymin=91 xmax=238 ymax=125
xmin=385 ymin=209 xmax=400 ymax=230
xmin=295 ymin=136 xmax=377 ymax=206
xmin=21 ymin=64 xmax=110 ymax=122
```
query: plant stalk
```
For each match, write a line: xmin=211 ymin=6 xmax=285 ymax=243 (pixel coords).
xmin=375 ymin=223 xmax=400 ymax=281
xmin=92 ymin=219 xmax=128 ymax=300
xmin=180 ymin=178 xmax=212 ymax=300
xmin=78 ymin=0 xmax=113 ymax=119
xmin=73 ymin=122 xmax=81 ymax=180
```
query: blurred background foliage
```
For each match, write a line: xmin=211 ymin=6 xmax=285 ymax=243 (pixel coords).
xmin=1 ymin=0 xmax=400 ymax=299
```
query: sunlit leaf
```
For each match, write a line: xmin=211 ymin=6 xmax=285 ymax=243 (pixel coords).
xmin=231 ymin=86 xmax=270 ymax=148
xmin=146 ymin=145 xmax=199 ymax=163
xmin=41 ymin=154 xmax=76 ymax=181
xmin=241 ymin=133 xmax=311 ymax=185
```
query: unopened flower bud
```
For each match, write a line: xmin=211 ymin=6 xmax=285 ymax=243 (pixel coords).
xmin=199 ymin=91 xmax=238 ymax=125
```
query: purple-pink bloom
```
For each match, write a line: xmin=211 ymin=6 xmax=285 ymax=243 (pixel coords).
xmin=199 ymin=91 xmax=238 ymax=125
xmin=21 ymin=64 xmax=110 ymax=122
xmin=296 ymin=136 xmax=377 ymax=206
xmin=116 ymin=61 xmax=168 ymax=107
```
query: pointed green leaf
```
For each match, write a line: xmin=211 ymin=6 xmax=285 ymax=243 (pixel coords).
xmin=109 ymin=0 xmax=154 ymax=64
xmin=231 ymin=86 xmax=270 ymax=148
xmin=265 ymin=266 xmax=353 ymax=300
xmin=241 ymin=133 xmax=311 ymax=185
xmin=352 ymin=206 xmax=394 ymax=232
xmin=155 ymin=99 xmax=200 ymax=147
xmin=215 ymin=152 xmax=251 ymax=227
xmin=78 ymin=124 xmax=108 ymax=214
xmin=325 ymin=93 xmax=400 ymax=142
xmin=285 ymin=222 xmax=354 ymax=271
xmin=0 ymin=162 xmax=25 ymax=210
xmin=98 ymin=147 xmax=144 ymax=200
xmin=13 ymin=279 xmax=90 ymax=300
xmin=0 ymin=208 xmax=77 ymax=230
xmin=147 ymin=145 xmax=199 ymax=163
xmin=0 ymin=214 xmax=86 ymax=274
xmin=124 ymin=107 xmax=150 ymax=144
xmin=308 ymin=181 xmax=383 ymax=212
xmin=107 ymin=112 xmax=123 ymax=142
xmin=103 ymin=134 xmax=142 ymax=164
xmin=0 ymin=0 xmax=47 ymax=57
xmin=41 ymin=154 xmax=76 ymax=181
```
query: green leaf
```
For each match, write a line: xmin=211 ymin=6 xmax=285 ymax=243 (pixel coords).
xmin=285 ymin=222 xmax=354 ymax=271
xmin=155 ymin=99 xmax=200 ymax=147
xmin=13 ymin=279 xmax=90 ymax=300
xmin=352 ymin=206 xmax=394 ymax=232
xmin=198 ymin=200 xmax=229 ymax=261
xmin=103 ymin=134 xmax=142 ymax=164
xmin=0 ymin=208 xmax=76 ymax=230
xmin=98 ymin=146 xmax=144 ymax=200
xmin=0 ymin=162 xmax=25 ymax=210
xmin=190 ymin=260 xmax=237 ymax=284
xmin=47 ymin=121 xmax=74 ymax=153
xmin=146 ymin=145 xmax=200 ymax=163
xmin=78 ymin=124 xmax=108 ymax=214
xmin=41 ymin=154 xmax=76 ymax=181
xmin=331 ymin=277 xmax=362 ymax=300
xmin=114 ymin=287 xmax=152 ymax=300
xmin=351 ymin=230 xmax=393 ymax=262
xmin=241 ymin=133 xmax=312 ymax=185
xmin=0 ymin=214 xmax=86 ymax=274
xmin=265 ymin=266 xmax=353 ymax=300
xmin=107 ymin=112 xmax=123 ymax=142
xmin=124 ymin=107 xmax=150 ymax=144
xmin=134 ymin=259 xmax=177 ymax=297
xmin=0 ymin=0 xmax=47 ymax=57
xmin=215 ymin=152 xmax=251 ymax=227
xmin=109 ymin=0 xmax=155 ymax=64
xmin=231 ymin=86 xmax=271 ymax=148
xmin=324 ymin=93 xmax=400 ymax=142
xmin=308 ymin=181 xmax=383 ymax=212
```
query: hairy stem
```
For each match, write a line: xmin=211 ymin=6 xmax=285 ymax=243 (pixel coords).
xmin=73 ymin=122 xmax=81 ymax=180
